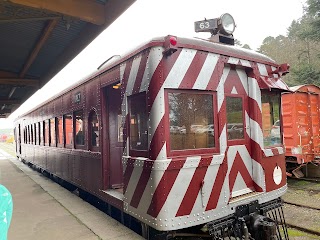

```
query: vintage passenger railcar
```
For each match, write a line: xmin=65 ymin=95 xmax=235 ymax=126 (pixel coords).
xmin=15 ymin=15 xmax=290 ymax=239
xmin=282 ymin=84 xmax=320 ymax=178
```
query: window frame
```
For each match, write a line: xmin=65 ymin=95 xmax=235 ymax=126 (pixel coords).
xmin=64 ymin=113 xmax=73 ymax=149
xmin=225 ymin=94 xmax=247 ymax=145
xmin=44 ymin=119 xmax=50 ymax=146
xmin=37 ymin=122 xmax=41 ymax=145
xmin=56 ymin=116 xmax=64 ymax=148
xmin=261 ymin=90 xmax=282 ymax=148
xmin=128 ymin=92 xmax=148 ymax=157
xmin=74 ymin=110 xmax=85 ymax=149
xmin=34 ymin=123 xmax=37 ymax=145
xmin=28 ymin=125 xmax=31 ymax=144
xmin=165 ymin=89 xmax=219 ymax=157
xmin=49 ymin=118 xmax=56 ymax=147
xmin=88 ymin=110 xmax=100 ymax=152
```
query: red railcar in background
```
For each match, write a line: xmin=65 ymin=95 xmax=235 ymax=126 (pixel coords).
xmin=14 ymin=15 xmax=290 ymax=239
xmin=282 ymin=84 xmax=320 ymax=177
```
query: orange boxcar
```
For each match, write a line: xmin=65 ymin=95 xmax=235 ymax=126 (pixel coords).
xmin=282 ymin=84 xmax=320 ymax=177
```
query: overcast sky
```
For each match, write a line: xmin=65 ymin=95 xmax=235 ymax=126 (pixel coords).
xmin=0 ymin=0 xmax=306 ymax=129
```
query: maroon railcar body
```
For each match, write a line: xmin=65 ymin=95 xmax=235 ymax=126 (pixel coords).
xmin=14 ymin=35 xmax=289 ymax=239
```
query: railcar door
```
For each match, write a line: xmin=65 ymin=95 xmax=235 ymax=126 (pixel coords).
xmin=105 ymin=85 xmax=123 ymax=189
xmin=222 ymin=65 xmax=254 ymax=198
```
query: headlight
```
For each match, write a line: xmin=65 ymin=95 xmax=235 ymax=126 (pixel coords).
xmin=220 ymin=13 xmax=236 ymax=35
xmin=291 ymin=146 xmax=302 ymax=155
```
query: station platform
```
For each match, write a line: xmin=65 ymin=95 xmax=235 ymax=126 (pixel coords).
xmin=0 ymin=148 xmax=143 ymax=240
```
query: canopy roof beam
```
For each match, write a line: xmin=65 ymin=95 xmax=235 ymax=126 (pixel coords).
xmin=6 ymin=0 xmax=106 ymax=25
xmin=0 ymin=78 xmax=39 ymax=87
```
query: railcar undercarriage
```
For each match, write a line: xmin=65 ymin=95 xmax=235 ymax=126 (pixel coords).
xmin=152 ymin=198 xmax=289 ymax=240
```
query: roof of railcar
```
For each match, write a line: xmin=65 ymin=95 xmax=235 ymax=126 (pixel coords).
xmin=16 ymin=35 xmax=278 ymax=120
xmin=94 ymin=36 xmax=277 ymax=76
xmin=289 ymin=84 xmax=320 ymax=94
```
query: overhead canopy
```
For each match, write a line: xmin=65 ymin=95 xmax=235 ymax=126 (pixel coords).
xmin=0 ymin=0 xmax=136 ymax=118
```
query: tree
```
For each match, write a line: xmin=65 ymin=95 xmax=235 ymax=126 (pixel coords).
xmin=291 ymin=64 xmax=320 ymax=85
xmin=234 ymin=39 xmax=252 ymax=50
xmin=305 ymin=0 xmax=320 ymax=41
xmin=258 ymin=0 xmax=320 ymax=87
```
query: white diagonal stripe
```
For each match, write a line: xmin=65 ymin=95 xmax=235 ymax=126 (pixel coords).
xmin=193 ymin=53 xmax=219 ymax=90
xmin=252 ymin=159 xmax=265 ymax=191
xmin=120 ymin=63 xmax=126 ymax=83
xmin=138 ymin=156 xmax=170 ymax=214
xmin=257 ymin=63 xmax=268 ymax=76
xmin=245 ymin=112 xmax=263 ymax=148
xmin=236 ymin=68 xmax=248 ymax=95
xmin=248 ymin=77 xmax=262 ymax=112
xmin=219 ymin=124 xmax=227 ymax=153
xmin=140 ymin=47 xmax=163 ymax=92
xmin=158 ymin=156 xmax=201 ymax=219
xmin=217 ymin=66 xmax=230 ymax=111
xmin=190 ymin=161 xmax=221 ymax=213
xmin=124 ymin=160 xmax=144 ymax=203
xmin=240 ymin=59 xmax=251 ymax=67
xmin=228 ymin=57 xmax=240 ymax=65
xmin=126 ymin=55 xmax=142 ymax=96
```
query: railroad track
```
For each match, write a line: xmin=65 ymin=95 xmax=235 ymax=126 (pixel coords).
xmin=283 ymin=177 xmax=320 ymax=239
xmin=284 ymin=201 xmax=320 ymax=211
xmin=289 ymin=177 xmax=320 ymax=183
xmin=284 ymin=202 xmax=320 ymax=237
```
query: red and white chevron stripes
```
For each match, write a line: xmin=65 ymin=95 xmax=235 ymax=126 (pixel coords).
xmin=118 ymin=43 xmax=287 ymax=231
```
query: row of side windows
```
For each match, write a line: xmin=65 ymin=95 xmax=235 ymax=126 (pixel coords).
xmin=22 ymin=110 xmax=99 ymax=151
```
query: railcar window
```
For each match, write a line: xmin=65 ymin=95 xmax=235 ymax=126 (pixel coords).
xmin=226 ymin=97 xmax=244 ymax=140
xmin=44 ymin=120 xmax=49 ymax=146
xmin=50 ymin=118 xmax=56 ymax=146
xmin=28 ymin=125 xmax=30 ymax=144
xmin=31 ymin=124 xmax=34 ymax=144
xmin=75 ymin=110 xmax=85 ymax=146
xmin=168 ymin=91 xmax=214 ymax=150
xmin=26 ymin=126 xmax=29 ymax=144
xmin=38 ymin=122 xmax=42 ymax=145
xmin=56 ymin=116 xmax=63 ymax=146
xmin=89 ymin=111 xmax=99 ymax=149
xmin=34 ymin=123 xmax=37 ymax=145
xmin=64 ymin=114 xmax=73 ymax=146
xmin=262 ymin=93 xmax=281 ymax=147
xmin=129 ymin=93 xmax=148 ymax=151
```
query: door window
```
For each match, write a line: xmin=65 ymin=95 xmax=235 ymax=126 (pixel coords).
xmin=226 ymin=97 xmax=244 ymax=140
xmin=129 ymin=93 xmax=148 ymax=151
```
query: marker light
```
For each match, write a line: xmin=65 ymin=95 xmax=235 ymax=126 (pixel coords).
xmin=220 ymin=13 xmax=235 ymax=35
xmin=170 ymin=36 xmax=177 ymax=46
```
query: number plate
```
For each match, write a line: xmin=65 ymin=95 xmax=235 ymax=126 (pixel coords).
xmin=194 ymin=19 xmax=217 ymax=32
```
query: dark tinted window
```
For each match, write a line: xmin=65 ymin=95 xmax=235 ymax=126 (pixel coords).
xmin=129 ymin=93 xmax=148 ymax=151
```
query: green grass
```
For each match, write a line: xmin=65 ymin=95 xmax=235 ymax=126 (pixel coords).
xmin=288 ymin=228 xmax=320 ymax=239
